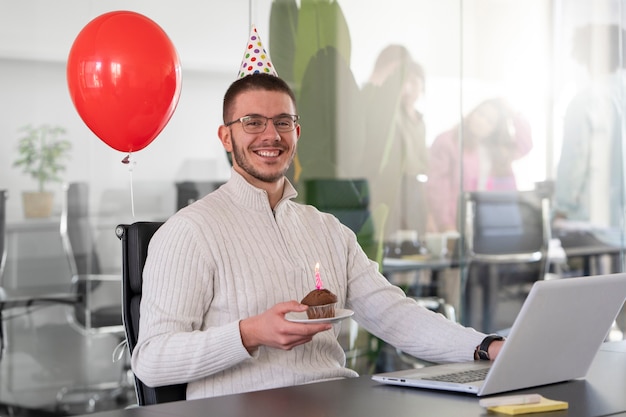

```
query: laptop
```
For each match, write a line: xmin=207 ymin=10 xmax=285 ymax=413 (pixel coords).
xmin=372 ymin=273 xmax=626 ymax=396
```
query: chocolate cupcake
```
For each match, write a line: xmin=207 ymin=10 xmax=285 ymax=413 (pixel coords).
xmin=301 ymin=288 xmax=338 ymax=319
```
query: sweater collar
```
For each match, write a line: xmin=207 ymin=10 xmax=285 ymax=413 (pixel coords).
xmin=224 ymin=168 xmax=298 ymax=212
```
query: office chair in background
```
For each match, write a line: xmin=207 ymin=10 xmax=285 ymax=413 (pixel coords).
xmin=0 ymin=190 xmax=6 ymax=285
xmin=0 ymin=190 xmax=7 ymax=360
xmin=304 ymin=178 xmax=378 ymax=261
xmin=116 ymin=222 xmax=187 ymax=406
xmin=57 ymin=182 xmax=132 ymax=412
xmin=461 ymin=190 xmax=551 ymax=334
xmin=175 ymin=181 xmax=224 ymax=210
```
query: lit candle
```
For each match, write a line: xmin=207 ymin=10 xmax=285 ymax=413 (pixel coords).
xmin=314 ymin=262 xmax=323 ymax=289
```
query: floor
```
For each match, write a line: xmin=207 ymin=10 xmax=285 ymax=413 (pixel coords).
xmin=0 ymin=304 xmax=135 ymax=416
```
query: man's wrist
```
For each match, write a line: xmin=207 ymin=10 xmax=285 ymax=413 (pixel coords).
xmin=474 ymin=335 xmax=505 ymax=360
xmin=239 ymin=318 xmax=259 ymax=354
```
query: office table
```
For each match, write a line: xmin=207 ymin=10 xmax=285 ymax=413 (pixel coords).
xmin=382 ymin=256 xmax=454 ymax=297
xmin=554 ymin=229 xmax=624 ymax=276
xmin=73 ymin=341 xmax=626 ymax=417
xmin=382 ymin=256 xmax=452 ymax=275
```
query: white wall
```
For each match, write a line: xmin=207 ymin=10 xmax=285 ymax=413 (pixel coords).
xmin=0 ymin=0 xmax=268 ymax=71
xmin=1 ymin=58 xmax=236 ymax=218
xmin=0 ymin=0 xmax=566 ymax=223
xmin=0 ymin=0 xmax=271 ymax=222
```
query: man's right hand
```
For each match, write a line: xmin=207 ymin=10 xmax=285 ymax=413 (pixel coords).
xmin=239 ymin=301 xmax=333 ymax=353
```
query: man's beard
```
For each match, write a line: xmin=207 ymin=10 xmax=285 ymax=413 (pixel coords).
xmin=230 ymin=134 xmax=295 ymax=183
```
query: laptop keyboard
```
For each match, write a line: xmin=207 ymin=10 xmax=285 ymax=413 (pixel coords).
xmin=424 ymin=367 xmax=490 ymax=384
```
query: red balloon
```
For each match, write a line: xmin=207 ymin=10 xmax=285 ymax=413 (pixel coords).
xmin=67 ymin=11 xmax=182 ymax=153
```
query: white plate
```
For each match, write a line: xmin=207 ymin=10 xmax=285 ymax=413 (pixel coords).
xmin=285 ymin=308 xmax=354 ymax=324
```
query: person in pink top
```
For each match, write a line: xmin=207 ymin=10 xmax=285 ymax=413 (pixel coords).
xmin=426 ymin=97 xmax=533 ymax=233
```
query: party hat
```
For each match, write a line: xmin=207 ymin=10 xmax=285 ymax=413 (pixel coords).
xmin=237 ymin=25 xmax=278 ymax=78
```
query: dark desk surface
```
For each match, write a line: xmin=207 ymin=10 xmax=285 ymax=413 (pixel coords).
xmin=75 ymin=341 xmax=626 ymax=417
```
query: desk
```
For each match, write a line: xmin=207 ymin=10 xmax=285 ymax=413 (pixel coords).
xmin=382 ymin=256 xmax=458 ymax=325
xmin=382 ymin=256 xmax=452 ymax=274
xmin=72 ymin=341 xmax=626 ymax=417
xmin=555 ymin=229 xmax=624 ymax=276
xmin=382 ymin=256 xmax=454 ymax=296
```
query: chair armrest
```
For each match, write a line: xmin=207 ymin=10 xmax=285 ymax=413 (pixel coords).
xmin=68 ymin=274 xmax=123 ymax=335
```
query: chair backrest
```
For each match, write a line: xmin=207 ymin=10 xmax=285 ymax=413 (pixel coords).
xmin=461 ymin=190 xmax=552 ymax=333
xmin=463 ymin=190 xmax=551 ymax=262
xmin=60 ymin=182 xmax=123 ymax=334
xmin=304 ymin=178 xmax=370 ymax=222
xmin=304 ymin=178 xmax=377 ymax=259
xmin=115 ymin=222 xmax=187 ymax=405
xmin=0 ymin=190 xmax=6 ymax=283
xmin=60 ymin=182 xmax=101 ymax=275
xmin=175 ymin=181 xmax=224 ymax=209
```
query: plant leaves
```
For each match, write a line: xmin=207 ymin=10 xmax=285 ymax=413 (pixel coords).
xmin=296 ymin=46 xmax=363 ymax=183
xmin=269 ymin=0 xmax=298 ymax=84
xmin=293 ymin=0 xmax=351 ymax=90
xmin=13 ymin=124 xmax=72 ymax=191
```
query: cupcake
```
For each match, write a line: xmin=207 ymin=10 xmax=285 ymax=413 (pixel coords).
xmin=301 ymin=288 xmax=338 ymax=319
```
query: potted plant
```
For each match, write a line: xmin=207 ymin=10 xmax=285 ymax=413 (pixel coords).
xmin=13 ymin=124 xmax=72 ymax=218
xmin=270 ymin=0 xmax=358 ymax=185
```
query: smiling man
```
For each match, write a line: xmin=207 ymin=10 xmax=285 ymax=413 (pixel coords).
xmin=132 ymin=71 xmax=502 ymax=401
xmin=131 ymin=26 xmax=502 ymax=400
xmin=218 ymin=75 xmax=300 ymax=205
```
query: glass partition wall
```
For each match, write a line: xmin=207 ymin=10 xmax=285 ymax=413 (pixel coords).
xmin=261 ymin=0 xmax=625 ymax=334
xmin=0 ymin=0 xmax=625 ymax=406
xmin=262 ymin=0 xmax=626 ymax=336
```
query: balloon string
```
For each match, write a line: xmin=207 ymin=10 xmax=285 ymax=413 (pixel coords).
xmin=130 ymin=169 xmax=135 ymax=218
xmin=122 ymin=153 xmax=136 ymax=218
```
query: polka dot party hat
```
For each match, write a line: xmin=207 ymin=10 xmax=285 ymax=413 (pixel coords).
xmin=238 ymin=24 xmax=277 ymax=78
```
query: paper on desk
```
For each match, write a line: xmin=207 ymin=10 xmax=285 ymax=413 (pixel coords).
xmin=488 ymin=396 xmax=568 ymax=415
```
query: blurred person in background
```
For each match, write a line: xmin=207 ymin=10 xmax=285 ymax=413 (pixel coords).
xmin=553 ymin=23 xmax=626 ymax=246
xmin=361 ymin=45 xmax=429 ymax=242
xmin=426 ymin=97 xmax=533 ymax=233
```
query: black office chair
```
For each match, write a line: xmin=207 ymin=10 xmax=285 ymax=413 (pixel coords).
xmin=57 ymin=182 xmax=131 ymax=412
xmin=461 ymin=190 xmax=551 ymax=333
xmin=115 ymin=222 xmax=187 ymax=405
xmin=60 ymin=183 xmax=124 ymax=336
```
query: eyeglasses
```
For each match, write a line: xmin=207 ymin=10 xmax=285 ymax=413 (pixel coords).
xmin=225 ymin=114 xmax=300 ymax=134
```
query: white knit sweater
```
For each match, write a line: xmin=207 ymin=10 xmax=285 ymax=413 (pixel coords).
xmin=132 ymin=170 xmax=485 ymax=399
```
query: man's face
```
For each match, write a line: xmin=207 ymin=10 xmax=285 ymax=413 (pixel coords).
xmin=219 ymin=89 xmax=300 ymax=186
